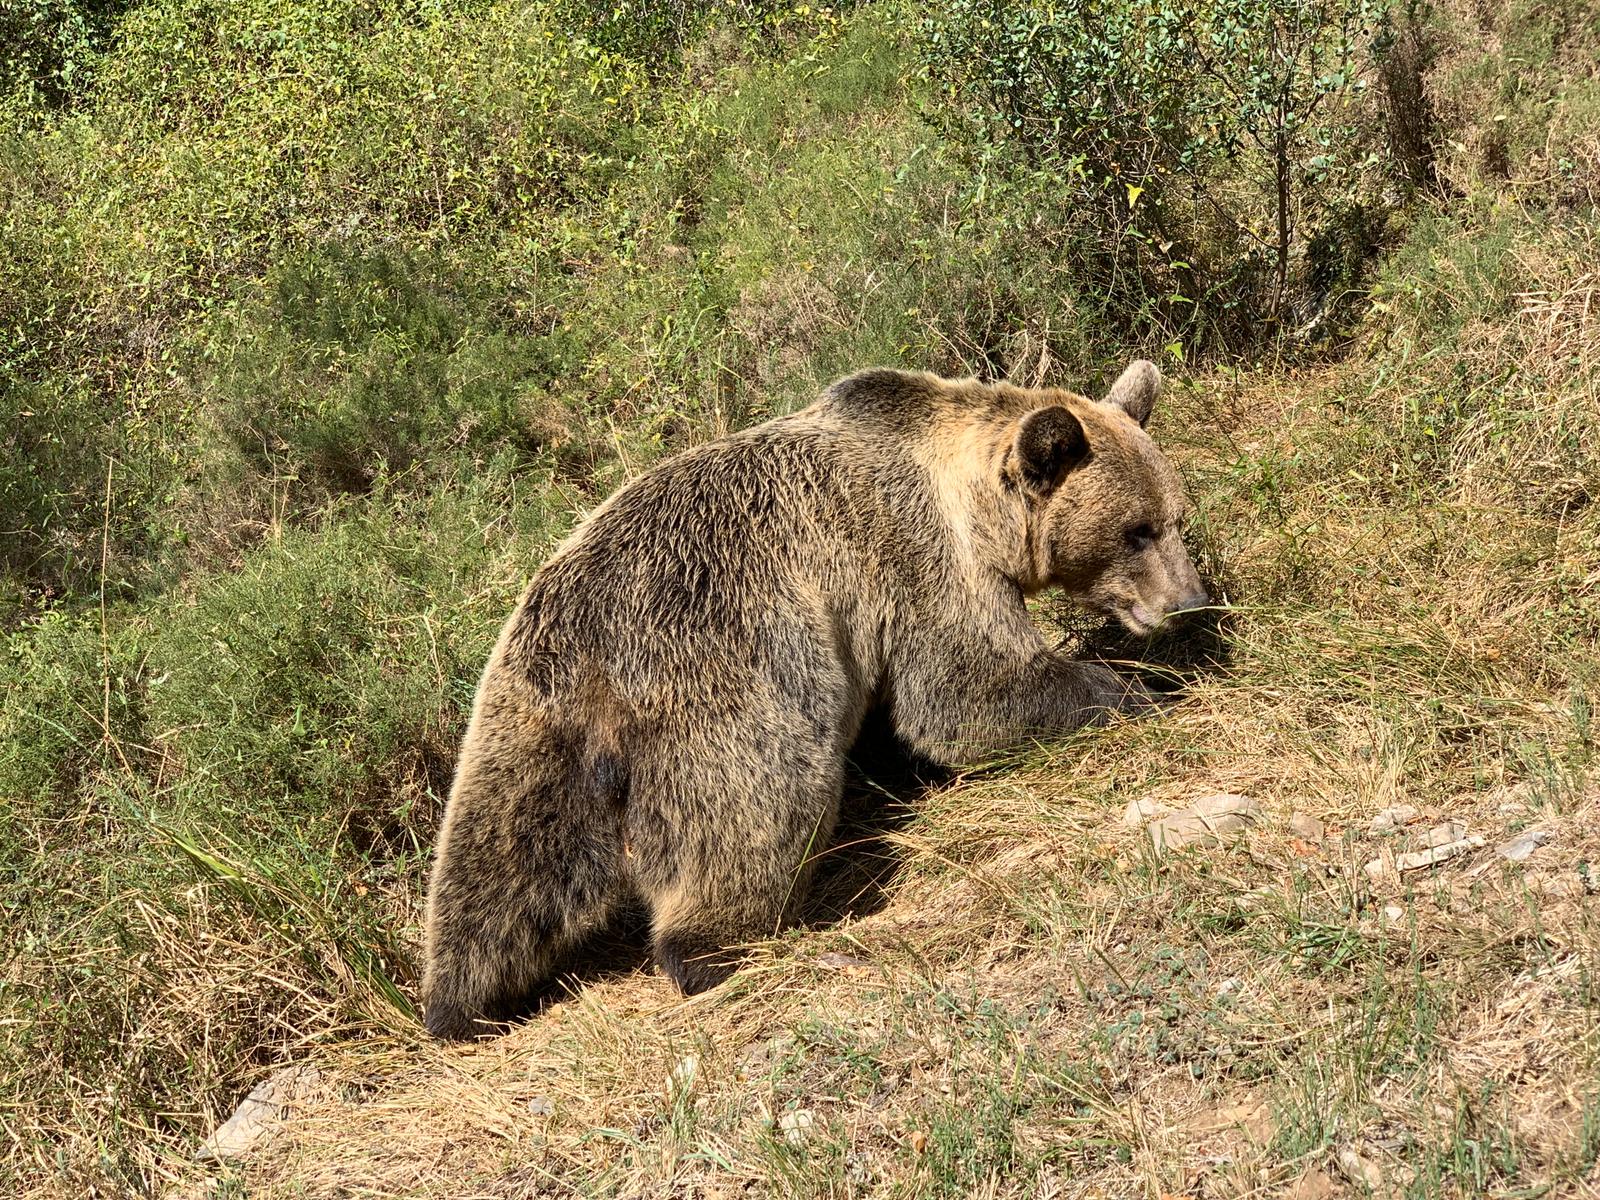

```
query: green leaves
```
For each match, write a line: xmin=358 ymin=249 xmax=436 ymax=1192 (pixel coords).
xmin=917 ymin=0 xmax=1394 ymax=351
xmin=0 ymin=0 xmax=128 ymax=118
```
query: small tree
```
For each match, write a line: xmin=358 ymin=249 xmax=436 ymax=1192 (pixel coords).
xmin=919 ymin=0 xmax=1390 ymax=348
xmin=1191 ymin=0 xmax=1384 ymax=320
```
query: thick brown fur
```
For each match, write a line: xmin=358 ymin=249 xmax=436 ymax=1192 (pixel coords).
xmin=421 ymin=361 xmax=1207 ymax=1039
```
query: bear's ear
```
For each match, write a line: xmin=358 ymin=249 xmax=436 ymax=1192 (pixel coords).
xmin=1103 ymin=359 xmax=1162 ymax=427
xmin=1013 ymin=405 xmax=1089 ymax=495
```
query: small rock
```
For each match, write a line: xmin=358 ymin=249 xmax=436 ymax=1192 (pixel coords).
xmin=667 ymin=1054 xmax=699 ymax=1100
xmin=1149 ymin=793 xmax=1261 ymax=853
xmin=814 ymin=951 xmax=871 ymax=972
xmin=1186 ymin=1093 xmax=1271 ymax=1141
xmin=1288 ymin=1169 xmax=1338 ymax=1200
xmin=1370 ymin=805 xmax=1420 ymax=834
xmin=778 ymin=1108 xmax=815 ymax=1145
xmin=1381 ymin=902 xmax=1406 ymax=924
xmin=1363 ymin=851 xmax=1393 ymax=881
xmin=1123 ymin=797 xmax=1173 ymax=826
xmin=1468 ymin=828 xmax=1555 ymax=878
xmin=526 ymin=1095 xmax=553 ymax=1116
xmin=1289 ymin=812 xmax=1326 ymax=841
xmin=1498 ymin=828 xmax=1552 ymax=862
xmin=1416 ymin=820 xmax=1468 ymax=849
xmin=1336 ymin=1146 xmax=1384 ymax=1189
xmin=196 ymin=1065 xmax=321 ymax=1164
xmin=1393 ymin=836 xmax=1484 ymax=871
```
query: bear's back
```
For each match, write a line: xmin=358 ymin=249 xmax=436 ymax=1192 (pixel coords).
xmin=498 ymin=407 xmax=943 ymax=695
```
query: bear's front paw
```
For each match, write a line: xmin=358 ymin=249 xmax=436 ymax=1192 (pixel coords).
xmin=1088 ymin=664 xmax=1161 ymax=720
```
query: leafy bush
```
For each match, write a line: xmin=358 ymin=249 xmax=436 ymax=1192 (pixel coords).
xmin=0 ymin=0 xmax=128 ymax=115
xmin=917 ymin=0 xmax=1397 ymax=351
xmin=0 ymin=609 xmax=142 ymax=853
xmin=549 ymin=0 xmax=849 ymax=60
xmin=210 ymin=247 xmax=589 ymax=507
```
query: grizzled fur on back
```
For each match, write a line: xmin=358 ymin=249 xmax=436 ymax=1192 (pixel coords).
xmin=421 ymin=362 xmax=1206 ymax=1039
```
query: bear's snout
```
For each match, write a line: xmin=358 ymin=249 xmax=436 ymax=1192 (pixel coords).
xmin=1129 ymin=587 xmax=1208 ymax=633
xmin=1123 ymin=578 xmax=1209 ymax=635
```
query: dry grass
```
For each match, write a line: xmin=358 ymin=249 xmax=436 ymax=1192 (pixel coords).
xmin=122 ymin=355 xmax=1600 ymax=1200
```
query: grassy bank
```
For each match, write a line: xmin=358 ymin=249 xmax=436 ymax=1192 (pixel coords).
xmin=3 ymin=0 xmax=1598 ymax=1195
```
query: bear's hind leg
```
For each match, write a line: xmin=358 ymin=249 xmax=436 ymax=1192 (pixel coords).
xmin=638 ymin=781 xmax=841 ymax=996
xmin=424 ymin=884 xmax=615 ymax=1039
xmin=422 ymin=752 xmax=625 ymax=1040
xmin=424 ymin=842 xmax=622 ymax=1038
xmin=650 ymin=890 xmax=771 ymax=994
xmin=628 ymin=679 xmax=854 ymax=996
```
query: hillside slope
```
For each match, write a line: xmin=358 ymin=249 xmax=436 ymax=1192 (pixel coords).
xmin=185 ymin=362 xmax=1600 ymax=1198
xmin=3 ymin=1 xmax=1598 ymax=1197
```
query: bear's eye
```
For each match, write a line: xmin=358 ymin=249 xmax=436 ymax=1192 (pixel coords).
xmin=1124 ymin=522 xmax=1156 ymax=550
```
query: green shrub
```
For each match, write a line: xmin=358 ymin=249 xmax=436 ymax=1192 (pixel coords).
xmin=146 ymin=477 xmax=565 ymax=840
xmin=548 ymin=0 xmax=852 ymax=61
xmin=210 ymin=247 xmax=589 ymax=507
xmin=916 ymin=0 xmax=1395 ymax=352
xmin=88 ymin=0 xmax=648 ymax=259
xmin=0 ymin=0 xmax=127 ymax=116
xmin=0 ymin=609 xmax=144 ymax=871
xmin=0 ymin=121 xmax=192 ymax=607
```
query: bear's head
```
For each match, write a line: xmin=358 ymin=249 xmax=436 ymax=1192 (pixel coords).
xmin=1008 ymin=360 xmax=1208 ymax=635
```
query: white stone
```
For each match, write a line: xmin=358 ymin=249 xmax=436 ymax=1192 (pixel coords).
xmin=196 ymin=1065 xmax=321 ymax=1164
xmin=779 ymin=1109 xmax=816 ymax=1145
xmin=1498 ymin=828 xmax=1552 ymax=862
xmin=1370 ymin=805 xmax=1420 ymax=834
xmin=667 ymin=1054 xmax=699 ymax=1099
xmin=1417 ymin=820 xmax=1468 ymax=849
xmin=1123 ymin=797 xmax=1173 ymax=826
xmin=1289 ymin=812 xmax=1326 ymax=841
xmin=1393 ymin=836 xmax=1484 ymax=871
xmin=1149 ymin=793 xmax=1261 ymax=853
xmin=1336 ymin=1146 xmax=1384 ymax=1189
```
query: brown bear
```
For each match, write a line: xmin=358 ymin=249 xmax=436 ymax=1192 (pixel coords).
xmin=421 ymin=360 xmax=1206 ymax=1039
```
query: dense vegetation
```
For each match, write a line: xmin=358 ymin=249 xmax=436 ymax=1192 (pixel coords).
xmin=3 ymin=0 xmax=1597 ymax=1195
